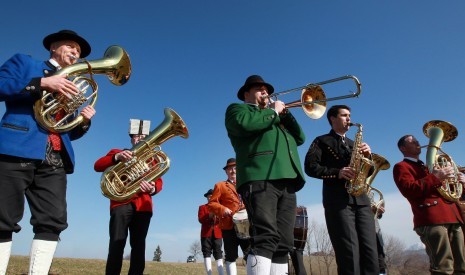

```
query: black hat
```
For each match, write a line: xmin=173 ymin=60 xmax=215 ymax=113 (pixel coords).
xmin=43 ymin=30 xmax=91 ymax=58
xmin=223 ymin=158 xmax=236 ymax=170
xmin=204 ymin=189 xmax=213 ymax=197
xmin=237 ymin=75 xmax=274 ymax=101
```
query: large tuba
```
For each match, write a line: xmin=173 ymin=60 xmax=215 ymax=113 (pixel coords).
xmin=345 ymin=123 xmax=375 ymax=196
xmin=100 ymin=108 xmax=189 ymax=201
xmin=34 ymin=45 xmax=131 ymax=133
xmin=423 ymin=120 xmax=462 ymax=202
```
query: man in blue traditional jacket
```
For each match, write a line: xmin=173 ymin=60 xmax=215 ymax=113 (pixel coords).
xmin=0 ymin=30 xmax=96 ymax=274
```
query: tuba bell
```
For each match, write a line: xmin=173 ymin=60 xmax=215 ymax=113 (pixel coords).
xmin=34 ymin=45 xmax=131 ymax=133
xmin=100 ymin=108 xmax=189 ymax=202
xmin=423 ymin=120 xmax=462 ymax=202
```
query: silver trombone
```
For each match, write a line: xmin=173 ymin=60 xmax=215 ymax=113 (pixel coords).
xmin=263 ymin=75 xmax=362 ymax=119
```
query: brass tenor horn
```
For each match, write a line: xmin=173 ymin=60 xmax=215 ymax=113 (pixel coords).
xmin=368 ymin=186 xmax=385 ymax=220
xmin=100 ymin=108 xmax=189 ymax=202
xmin=365 ymin=153 xmax=391 ymax=187
xmin=422 ymin=120 xmax=462 ymax=202
xmin=264 ymin=75 xmax=361 ymax=119
xmin=34 ymin=45 xmax=131 ymax=133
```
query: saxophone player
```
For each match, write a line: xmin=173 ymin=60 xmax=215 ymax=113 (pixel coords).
xmin=304 ymin=105 xmax=379 ymax=275
xmin=0 ymin=29 xmax=95 ymax=274
xmin=393 ymin=134 xmax=465 ymax=274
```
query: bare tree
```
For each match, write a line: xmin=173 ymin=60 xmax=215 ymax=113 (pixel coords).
xmin=308 ymin=219 xmax=335 ymax=275
xmin=188 ymin=240 xmax=202 ymax=261
xmin=305 ymin=219 xmax=317 ymax=274
xmin=383 ymin=234 xmax=407 ymax=269
xmin=400 ymin=250 xmax=429 ymax=275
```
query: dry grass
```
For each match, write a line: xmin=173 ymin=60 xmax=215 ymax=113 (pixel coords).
xmin=6 ymin=256 xmax=246 ymax=275
xmin=7 ymin=254 xmax=427 ymax=275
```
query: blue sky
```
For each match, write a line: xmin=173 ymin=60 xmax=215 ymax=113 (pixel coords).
xmin=1 ymin=0 xmax=465 ymax=263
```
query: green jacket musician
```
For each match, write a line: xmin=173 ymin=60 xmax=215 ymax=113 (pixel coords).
xmin=225 ymin=75 xmax=306 ymax=274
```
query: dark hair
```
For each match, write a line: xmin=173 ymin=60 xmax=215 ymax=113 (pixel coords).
xmin=326 ymin=105 xmax=351 ymax=126
xmin=397 ymin=134 xmax=413 ymax=149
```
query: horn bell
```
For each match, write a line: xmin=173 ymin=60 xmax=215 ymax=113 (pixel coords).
xmin=301 ymin=85 xmax=327 ymax=119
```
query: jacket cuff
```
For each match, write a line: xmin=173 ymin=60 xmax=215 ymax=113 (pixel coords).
xmin=22 ymin=77 xmax=42 ymax=97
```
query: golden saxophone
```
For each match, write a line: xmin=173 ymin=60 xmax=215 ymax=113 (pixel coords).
xmin=100 ymin=108 xmax=189 ymax=202
xmin=345 ymin=123 xmax=375 ymax=196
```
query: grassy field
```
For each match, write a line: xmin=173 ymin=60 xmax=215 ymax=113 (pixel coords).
xmin=7 ymin=254 xmax=426 ymax=275
xmin=6 ymin=256 xmax=246 ymax=275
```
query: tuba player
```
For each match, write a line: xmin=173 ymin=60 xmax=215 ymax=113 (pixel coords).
xmin=0 ymin=29 xmax=95 ymax=274
xmin=393 ymin=134 xmax=465 ymax=274
xmin=94 ymin=119 xmax=163 ymax=275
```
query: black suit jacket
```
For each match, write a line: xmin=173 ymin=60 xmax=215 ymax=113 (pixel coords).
xmin=305 ymin=129 xmax=371 ymax=207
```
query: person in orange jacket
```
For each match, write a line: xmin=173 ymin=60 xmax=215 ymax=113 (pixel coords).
xmin=94 ymin=119 xmax=163 ymax=275
xmin=208 ymin=158 xmax=250 ymax=275
xmin=199 ymin=189 xmax=224 ymax=275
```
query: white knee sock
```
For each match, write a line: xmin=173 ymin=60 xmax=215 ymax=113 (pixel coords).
xmin=29 ymin=239 xmax=58 ymax=275
xmin=270 ymin=262 xmax=288 ymax=275
xmin=0 ymin=241 xmax=12 ymax=275
xmin=225 ymin=261 xmax=237 ymax=275
xmin=216 ymin=258 xmax=225 ymax=275
xmin=204 ymin=257 xmax=212 ymax=275
xmin=246 ymin=254 xmax=272 ymax=275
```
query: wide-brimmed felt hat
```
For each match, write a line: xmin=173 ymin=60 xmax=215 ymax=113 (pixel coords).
xmin=237 ymin=75 xmax=274 ymax=101
xmin=43 ymin=30 xmax=91 ymax=58
xmin=223 ymin=158 xmax=236 ymax=170
xmin=204 ymin=189 xmax=213 ymax=197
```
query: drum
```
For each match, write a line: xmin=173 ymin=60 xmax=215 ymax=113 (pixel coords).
xmin=232 ymin=209 xmax=250 ymax=239
xmin=293 ymin=206 xmax=308 ymax=250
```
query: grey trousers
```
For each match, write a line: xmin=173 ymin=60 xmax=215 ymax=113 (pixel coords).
xmin=415 ymin=223 xmax=465 ymax=275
